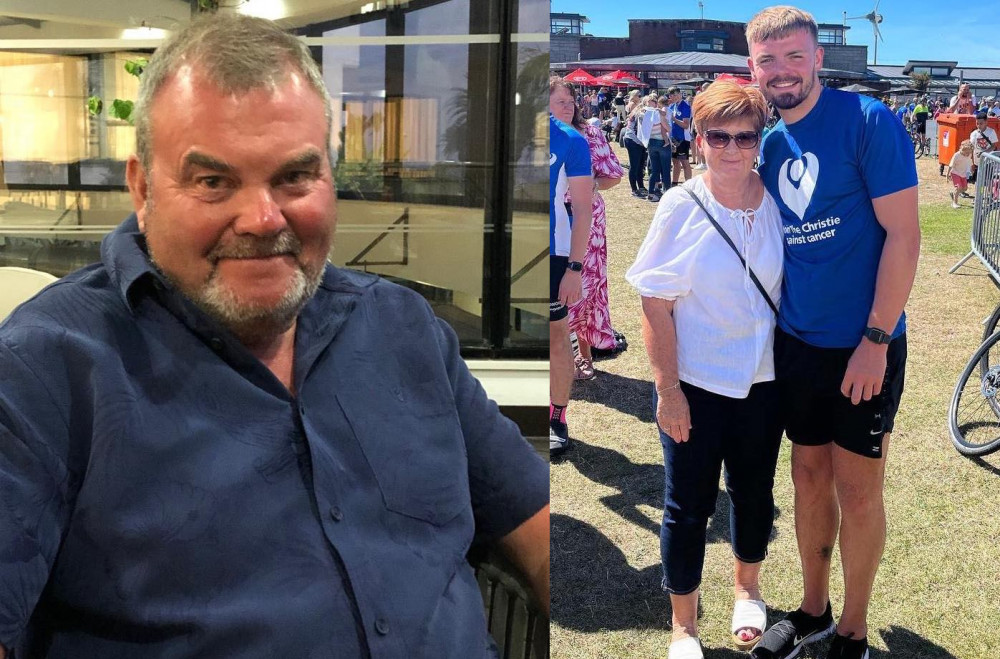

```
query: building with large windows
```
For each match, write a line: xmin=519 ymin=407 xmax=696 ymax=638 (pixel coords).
xmin=0 ymin=0 xmax=548 ymax=417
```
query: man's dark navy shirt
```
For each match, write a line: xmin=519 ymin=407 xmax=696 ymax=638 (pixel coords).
xmin=0 ymin=215 xmax=548 ymax=657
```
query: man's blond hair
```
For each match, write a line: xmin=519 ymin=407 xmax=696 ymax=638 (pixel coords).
xmin=745 ymin=6 xmax=818 ymax=48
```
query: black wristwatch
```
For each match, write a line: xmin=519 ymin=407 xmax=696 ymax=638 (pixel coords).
xmin=864 ymin=327 xmax=892 ymax=345
xmin=566 ymin=261 xmax=584 ymax=272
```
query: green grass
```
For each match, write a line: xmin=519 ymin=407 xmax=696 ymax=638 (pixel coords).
xmin=552 ymin=155 xmax=1000 ymax=659
xmin=920 ymin=203 xmax=974 ymax=256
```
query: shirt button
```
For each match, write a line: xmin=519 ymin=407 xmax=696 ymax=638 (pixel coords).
xmin=375 ymin=618 xmax=390 ymax=635
xmin=329 ymin=506 xmax=343 ymax=522
xmin=209 ymin=338 xmax=224 ymax=352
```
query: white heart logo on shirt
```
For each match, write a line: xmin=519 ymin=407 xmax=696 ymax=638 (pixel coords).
xmin=550 ymin=153 xmax=557 ymax=166
xmin=778 ymin=153 xmax=819 ymax=221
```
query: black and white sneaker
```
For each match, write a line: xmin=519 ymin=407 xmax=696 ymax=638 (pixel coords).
xmin=826 ymin=634 xmax=869 ymax=659
xmin=550 ymin=420 xmax=571 ymax=457
xmin=751 ymin=602 xmax=835 ymax=659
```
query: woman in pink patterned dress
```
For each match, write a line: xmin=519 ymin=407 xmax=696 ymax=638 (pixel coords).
xmin=549 ymin=79 xmax=624 ymax=380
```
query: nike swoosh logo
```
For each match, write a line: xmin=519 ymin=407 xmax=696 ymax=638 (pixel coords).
xmin=793 ymin=635 xmax=806 ymax=645
xmin=870 ymin=429 xmax=882 ymax=436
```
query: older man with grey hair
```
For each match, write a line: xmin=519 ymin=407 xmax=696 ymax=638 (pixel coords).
xmin=0 ymin=14 xmax=549 ymax=658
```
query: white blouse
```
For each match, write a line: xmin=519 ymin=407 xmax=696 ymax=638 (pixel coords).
xmin=626 ymin=176 xmax=784 ymax=399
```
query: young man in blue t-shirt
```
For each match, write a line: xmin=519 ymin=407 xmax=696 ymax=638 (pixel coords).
xmin=746 ymin=7 xmax=920 ymax=659
xmin=667 ymin=86 xmax=693 ymax=186
xmin=548 ymin=109 xmax=593 ymax=456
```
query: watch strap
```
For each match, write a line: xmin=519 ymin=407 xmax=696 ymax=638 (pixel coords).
xmin=566 ymin=261 xmax=584 ymax=272
xmin=864 ymin=327 xmax=892 ymax=344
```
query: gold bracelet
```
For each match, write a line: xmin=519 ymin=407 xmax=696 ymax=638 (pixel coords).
xmin=656 ymin=381 xmax=681 ymax=394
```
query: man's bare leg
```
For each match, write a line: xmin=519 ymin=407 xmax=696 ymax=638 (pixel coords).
xmin=550 ymin=317 xmax=572 ymax=407
xmin=790 ymin=443 xmax=838 ymax=615
xmin=831 ymin=436 xmax=890 ymax=639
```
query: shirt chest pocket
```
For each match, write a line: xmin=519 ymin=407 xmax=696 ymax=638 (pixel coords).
xmin=337 ymin=383 xmax=470 ymax=526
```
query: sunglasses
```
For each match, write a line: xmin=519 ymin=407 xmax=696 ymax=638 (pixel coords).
xmin=703 ymin=130 xmax=760 ymax=150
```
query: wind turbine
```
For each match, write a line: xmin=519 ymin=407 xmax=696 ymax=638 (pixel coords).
xmin=846 ymin=0 xmax=884 ymax=65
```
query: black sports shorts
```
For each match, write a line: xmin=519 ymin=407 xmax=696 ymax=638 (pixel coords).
xmin=775 ymin=327 xmax=907 ymax=459
xmin=672 ymin=140 xmax=691 ymax=158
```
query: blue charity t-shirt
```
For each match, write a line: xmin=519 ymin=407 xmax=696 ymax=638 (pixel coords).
xmin=758 ymin=87 xmax=918 ymax=348
xmin=550 ymin=115 xmax=592 ymax=256
xmin=670 ymin=99 xmax=691 ymax=142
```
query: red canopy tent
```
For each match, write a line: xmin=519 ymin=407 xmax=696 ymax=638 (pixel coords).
xmin=595 ymin=70 xmax=648 ymax=86
xmin=563 ymin=68 xmax=600 ymax=85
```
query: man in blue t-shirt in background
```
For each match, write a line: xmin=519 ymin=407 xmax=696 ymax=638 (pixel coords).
xmin=746 ymin=7 xmax=920 ymax=659
xmin=667 ymin=86 xmax=693 ymax=187
xmin=548 ymin=104 xmax=593 ymax=456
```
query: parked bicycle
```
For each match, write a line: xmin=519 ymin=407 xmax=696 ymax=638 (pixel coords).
xmin=950 ymin=151 xmax=1000 ymax=455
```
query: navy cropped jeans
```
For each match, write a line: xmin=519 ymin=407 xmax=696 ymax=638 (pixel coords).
xmin=655 ymin=380 xmax=784 ymax=594
xmin=646 ymin=138 xmax=672 ymax=194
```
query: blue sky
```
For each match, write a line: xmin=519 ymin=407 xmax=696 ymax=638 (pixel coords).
xmin=551 ymin=0 xmax=1000 ymax=67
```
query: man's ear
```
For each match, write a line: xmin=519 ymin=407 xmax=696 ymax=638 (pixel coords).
xmin=126 ymin=154 xmax=148 ymax=231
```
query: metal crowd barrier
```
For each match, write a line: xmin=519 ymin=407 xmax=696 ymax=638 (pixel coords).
xmin=971 ymin=151 xmax=1000 ymax=284
xmin=950 ymin=151 xmax=1000 ymax=282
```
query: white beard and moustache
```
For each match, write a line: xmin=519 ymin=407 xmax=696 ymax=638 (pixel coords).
xmin=144 ymin=202 xmax=326 ymax=347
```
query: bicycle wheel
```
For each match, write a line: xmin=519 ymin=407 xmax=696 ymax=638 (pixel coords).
xmin=913 ymin=139 xmax=924 ymax=159
xmin=982 ymin=303 xmax=1000 ymax=343
xmin=949 ymin=330 xmax=1000 ymax=456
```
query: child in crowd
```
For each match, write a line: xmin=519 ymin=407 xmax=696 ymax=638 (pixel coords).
xmin=948 ymin=140 xmax=974 ymax=208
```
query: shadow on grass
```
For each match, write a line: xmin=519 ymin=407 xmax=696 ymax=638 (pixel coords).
xmin=966 ymin=454 xmax=1000 ymax=476
xmin=874 ymin=625 xmax=959 ymax=658
xmin=556 ymin=437 xmax=781 ymax=542
xmin=571 ymin=371 xmax=656 ymax=423
xmin=551 ymin=512 xmax=669 ymax=632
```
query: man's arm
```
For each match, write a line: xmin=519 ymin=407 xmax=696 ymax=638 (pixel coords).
xmin=498 ymin=504 xmax=549 ymax=617
xmin=558 ymin=174 xmax=593 ymax=308
xmin=840 ymin=186 xmax=920 ymax=404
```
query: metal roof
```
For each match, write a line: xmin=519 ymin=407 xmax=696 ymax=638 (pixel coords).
xmin=555 ymin=52 xmax=866 ymax=80
xmin=559 ymin=51 xmax=750 ymax=69
xmin=869 ymin=64 xmax=1000 ymax=83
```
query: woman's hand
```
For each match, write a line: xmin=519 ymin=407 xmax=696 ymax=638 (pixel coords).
xmin=656 ymin=387 xmax=692 ymax=442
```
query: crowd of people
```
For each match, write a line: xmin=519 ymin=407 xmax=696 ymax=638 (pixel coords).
xmin=551 ymin=5 xmax=923 ymax=659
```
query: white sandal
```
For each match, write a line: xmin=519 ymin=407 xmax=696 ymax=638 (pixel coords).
xmin=667 ymin=636 xmax=703 ymax=659
xmin=731 ymin=599 xmax=767 ymax=650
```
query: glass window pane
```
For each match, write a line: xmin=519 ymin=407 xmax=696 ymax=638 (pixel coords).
xmin=322 ymin=0 xmax=499 ymax=348
xmin=507 ymin=38 xmax=547 ymax=348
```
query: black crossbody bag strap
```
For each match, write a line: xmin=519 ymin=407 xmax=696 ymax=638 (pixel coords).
xmin=683 ymin=187 xmax=779 ymax=316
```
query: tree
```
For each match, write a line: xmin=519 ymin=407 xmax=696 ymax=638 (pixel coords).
xmin=910 ymin=72 xmax=931 ymax=94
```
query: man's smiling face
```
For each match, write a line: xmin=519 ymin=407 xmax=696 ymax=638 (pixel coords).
xmin=747 ymin=28 xmax=823 ymax=115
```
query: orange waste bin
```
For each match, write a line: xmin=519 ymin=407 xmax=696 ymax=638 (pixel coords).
xmin=937 ymin=112 xmax=1000 ymax=174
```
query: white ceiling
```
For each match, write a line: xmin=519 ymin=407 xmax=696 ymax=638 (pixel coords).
xmin=0 ymin=0 xmax=390 ymax=39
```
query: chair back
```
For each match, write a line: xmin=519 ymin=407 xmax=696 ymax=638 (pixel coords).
xmin=0 ymin=267 xmax=58 ymax=320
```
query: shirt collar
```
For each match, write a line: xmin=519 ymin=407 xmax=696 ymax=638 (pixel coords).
xmin=101 ymin=213 xmax=164 ymax=312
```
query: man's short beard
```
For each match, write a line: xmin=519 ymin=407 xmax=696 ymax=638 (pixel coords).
xmin=145 ymin=209 xmax=325 ymax=346
xmin=196 ymin=251 xmax=324 ymax=346
xmin=764 ymin=74 xmax=816 ymax=111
